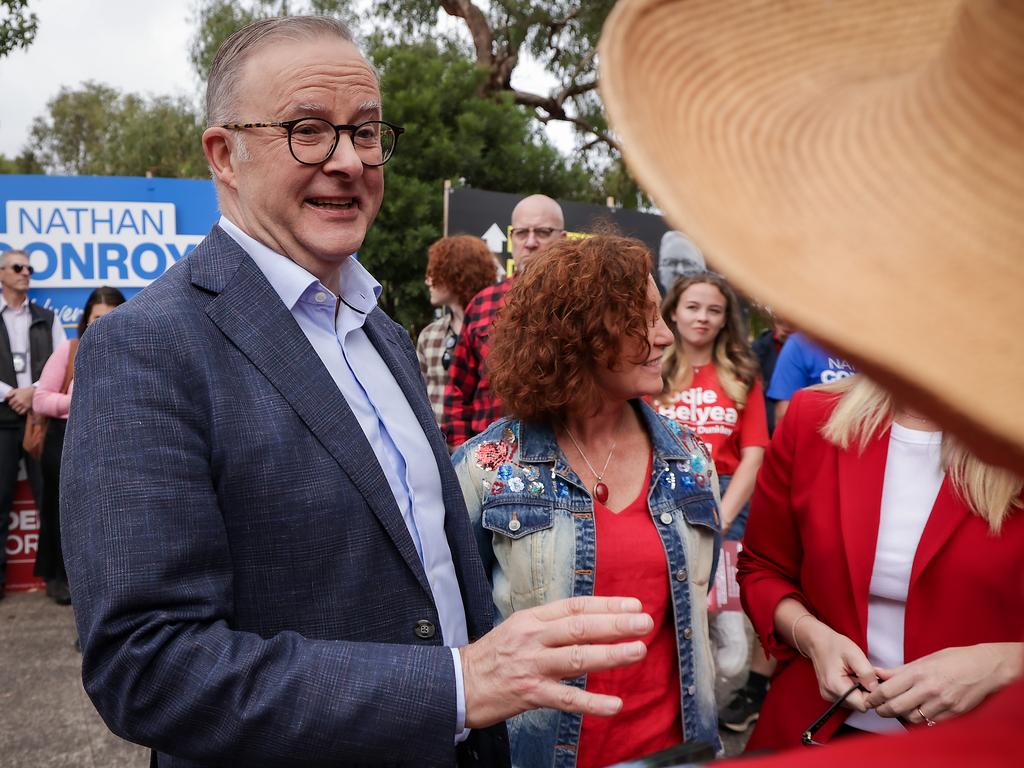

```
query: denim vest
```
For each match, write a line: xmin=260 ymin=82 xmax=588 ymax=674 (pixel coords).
xmin=453 ymin=402 xmax=723 ymax=766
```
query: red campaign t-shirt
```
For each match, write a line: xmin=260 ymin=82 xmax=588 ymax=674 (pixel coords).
xmin=576 ymin=453 xmax=683 ymax=768
xmin=652 ymin=365 xmax=769 ymax=476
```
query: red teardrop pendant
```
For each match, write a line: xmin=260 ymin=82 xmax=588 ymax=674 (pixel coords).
xmin=593 ymin=482 xmax=609 ymax=503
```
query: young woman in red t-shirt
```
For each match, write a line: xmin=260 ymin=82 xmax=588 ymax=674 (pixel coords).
xmin=652 ymin=272 xmax=770 ymax=705
xmin=653 ymin=272 xmax=769 ymax=539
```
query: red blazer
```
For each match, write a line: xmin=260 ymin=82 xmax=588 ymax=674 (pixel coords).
xmin=737 ymin=388 xmax=1024 ymax=752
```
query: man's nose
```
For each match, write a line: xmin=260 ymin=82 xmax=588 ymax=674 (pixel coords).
xmin=322 ymin=133 xmax=364 ymax=175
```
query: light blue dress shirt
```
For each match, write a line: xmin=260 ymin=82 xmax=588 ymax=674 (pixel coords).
xmin=220 ymin=217 xmax=469 ymax=740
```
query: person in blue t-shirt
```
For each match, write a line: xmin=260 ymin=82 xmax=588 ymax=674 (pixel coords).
xmin=766 ymin=332 xmax=855 ymax=425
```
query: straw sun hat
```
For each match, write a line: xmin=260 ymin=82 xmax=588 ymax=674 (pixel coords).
xmin=599 ymin=0 xmax=1024 ymax=468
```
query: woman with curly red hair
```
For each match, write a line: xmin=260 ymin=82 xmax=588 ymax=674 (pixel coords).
xmin=416 ymin=235 xmax=496 ymax=425
xmin=453 ymin=234 xmax=723 ymax=765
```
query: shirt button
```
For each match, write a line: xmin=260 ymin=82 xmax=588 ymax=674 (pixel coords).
xmin=660 ymin=512 xmax=673 ymax=525
xmin=314 ymin=291 xmax=327 ymax=303
xmin=675 ymin=568 xmax=688 ymax=582
xmin=683 ymin=626 xmax=693 ymax=640
xmin=414 ymin=619 xmax=436 ymax=640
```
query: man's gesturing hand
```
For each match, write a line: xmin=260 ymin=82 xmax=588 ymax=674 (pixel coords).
xmin=460 ymin=596 xmax=653 ymax=729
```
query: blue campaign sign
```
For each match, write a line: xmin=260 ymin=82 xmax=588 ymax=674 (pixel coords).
xmin=0 ymin=175 xmax=219 ymax=335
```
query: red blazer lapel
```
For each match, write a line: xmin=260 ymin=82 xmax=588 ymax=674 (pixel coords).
xmin=909 ymin=476 xmax=970 ymax=590
xmin=837 ymin=430 xmax=890 ymax=641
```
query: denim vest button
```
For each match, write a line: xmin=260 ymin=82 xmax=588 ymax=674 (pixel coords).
xmin=687 ymin=684 xmax=697 ymax=696
xmin=683 ymin=626 xmax=693 ymax=640
xmin=660 ymin=512 xmax=673 ymax=525
xmin=675 ymin=568 xmax=688 ymax=581
xmin=508 ymin=519 xmax=521 ymax=532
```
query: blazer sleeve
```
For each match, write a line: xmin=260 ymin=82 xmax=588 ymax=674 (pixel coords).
xmin=33 ymin=338 xmax=72 ymax=418
xmin=60 ymin=308 xmax=459 ymax=766
xmin=737 ymin=388 xmax=813 ymax=661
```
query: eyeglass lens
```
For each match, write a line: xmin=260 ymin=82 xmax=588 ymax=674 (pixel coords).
xmin=289 ymin=118 xmax=397 ymax=166
xmin=510 ymin=227 xmax=561 ymax=242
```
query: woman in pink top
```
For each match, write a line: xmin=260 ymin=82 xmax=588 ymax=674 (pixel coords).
xmin=32 ymin=287 xmax=125 ymax=604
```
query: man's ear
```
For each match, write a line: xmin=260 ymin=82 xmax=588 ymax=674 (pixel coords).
xmin=203 ymin=127 xmax=238 ymax=190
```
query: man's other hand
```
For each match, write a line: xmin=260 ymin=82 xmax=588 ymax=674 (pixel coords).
xmin=6 ymin=386 xmax=34 ymax=415
xmin=460 ymin=596 xmax=653 ymax=728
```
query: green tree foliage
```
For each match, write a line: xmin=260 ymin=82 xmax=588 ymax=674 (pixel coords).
xmin=0 ymin=148 xmax=43 ymax=174
xmin=362 ymin=40 xmax=601 ymax=328
xmin=0 ymin=0 xmax=38 ymax=58
xmin=27 ymin=82 xmax=207 ymax=177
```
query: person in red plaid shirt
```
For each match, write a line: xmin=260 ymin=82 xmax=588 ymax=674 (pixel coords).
xmin=442 ymin=195 xmax=565 ymax=448
xmin=416 ymin=235 xmax=497 ymax=426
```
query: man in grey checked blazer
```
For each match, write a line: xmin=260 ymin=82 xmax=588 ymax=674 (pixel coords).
xmin=60 ymin=16 xmax=653 ymax=768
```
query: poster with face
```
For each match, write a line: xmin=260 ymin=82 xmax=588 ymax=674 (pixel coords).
xmin=657 ymin=230 xmax=706 ymax=293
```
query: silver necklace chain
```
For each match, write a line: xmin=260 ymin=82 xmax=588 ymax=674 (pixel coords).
xmin=563 ymin=424 xmax=618 ymax=484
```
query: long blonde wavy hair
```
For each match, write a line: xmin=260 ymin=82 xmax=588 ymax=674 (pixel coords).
xmin=820 ymin=376 xmax=1022 ymax=532
xmin=659 ymin=272 xmax=759 ymax=407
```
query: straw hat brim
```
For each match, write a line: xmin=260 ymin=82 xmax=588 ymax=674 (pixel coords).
xmin=599 ymin=0 xmax=1024 ymax=468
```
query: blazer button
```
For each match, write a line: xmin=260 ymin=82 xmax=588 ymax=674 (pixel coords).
xmin=414 ymin=619 xmax=436 ymax=639
xmin=675 ymin=568 xmax=688 ymax=582
xmin=683 ymin=626 xmax=693 ymax=640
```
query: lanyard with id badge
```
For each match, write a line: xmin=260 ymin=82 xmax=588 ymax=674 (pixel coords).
xmin=12 ymin=351 xmax=27 ymax=375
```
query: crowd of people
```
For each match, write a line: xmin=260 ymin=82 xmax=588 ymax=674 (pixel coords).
xmin=2 ymin=7 xmax=1019 ymax=768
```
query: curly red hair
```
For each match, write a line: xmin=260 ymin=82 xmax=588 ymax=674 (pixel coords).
xmin=426 ymin=236 xmax=497 ymax=308
xmin=489 ymin=234 xmax=654 ymax=422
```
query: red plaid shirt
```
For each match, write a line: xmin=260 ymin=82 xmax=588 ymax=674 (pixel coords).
xmin=441 ymin=279 xmax=513 ymax=447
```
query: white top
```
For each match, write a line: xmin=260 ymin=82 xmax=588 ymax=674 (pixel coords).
xmin=846 ymin=423 xmax=944 ymax=734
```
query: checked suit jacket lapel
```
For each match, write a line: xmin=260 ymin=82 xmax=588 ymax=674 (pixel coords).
xmin=194 ymin=229 xmax=432 ymax=597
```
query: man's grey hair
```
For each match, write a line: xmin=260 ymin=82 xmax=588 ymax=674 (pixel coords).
xmin=205 ymin=16 xmax=363 ymax=127
xmin=0 ymin=249 xmax=29 ymax=267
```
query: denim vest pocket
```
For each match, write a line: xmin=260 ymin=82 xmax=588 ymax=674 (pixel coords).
xmin=482 ymin=498 xmax=559 ymax=612
xmin=482 ymin=498 xmax=554 ymax=539
xmin=679 ymin=491 xmax=718 ymax=531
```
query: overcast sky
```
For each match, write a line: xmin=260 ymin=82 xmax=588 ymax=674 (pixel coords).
xmin=0 ymin=0 xmax=570 ymax=160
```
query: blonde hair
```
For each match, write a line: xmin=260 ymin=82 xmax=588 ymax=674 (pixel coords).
xmin=821 ymin=376 xmax=1022 ymax=532
xmin=660 ymin=272 xmax=759 ymax=407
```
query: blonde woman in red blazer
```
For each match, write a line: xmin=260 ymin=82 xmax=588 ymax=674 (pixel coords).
xmin=737 ymin=377 xmax=1023 ymax=751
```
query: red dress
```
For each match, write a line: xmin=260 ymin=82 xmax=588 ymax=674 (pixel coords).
xmin=576 ymin=454 xmax=684 ymax=767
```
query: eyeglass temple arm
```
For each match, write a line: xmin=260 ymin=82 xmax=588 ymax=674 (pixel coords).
xmin=801 ymin=682 xmax=866 ymax=745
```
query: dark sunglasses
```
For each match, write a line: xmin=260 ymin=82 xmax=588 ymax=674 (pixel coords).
xmin=6 ymin=263 xmax=33 ymax=275
xmin=801 ymin=683 xmax=865 ymax=746
xmin=441 ymin=334 xmax=457 ymax=371
xmin=802 ymin=682 xmax=912 ymax=745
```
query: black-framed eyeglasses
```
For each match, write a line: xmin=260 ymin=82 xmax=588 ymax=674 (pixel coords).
xmin=221 ymin=118 xmax=404 ymax=167
xmin=441 ymin=334 xmax=457 ymax=371
xmin=801 ymin=683 xmax=865 ymax=746
xmin=509 ymin=226 xmax=563 ymax=242
xmin=4 ymin=263 xmax=33 ymax=275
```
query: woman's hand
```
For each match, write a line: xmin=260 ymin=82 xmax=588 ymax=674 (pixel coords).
xmin=864 ymin=643 xmax=1023 ymax=724
xmin=801 ymin=620 xmax=878 ymax=711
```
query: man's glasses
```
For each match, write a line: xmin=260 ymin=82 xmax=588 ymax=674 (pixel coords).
xmin=221 ymin=118 xmax=404 ymax=167
xmin=4 ymin=263 xmax=34 ymax=275
xmin=510 ymin=226 xmax=563 ymax=242
xmin=441 ymin=334 xmax=457 ymax=371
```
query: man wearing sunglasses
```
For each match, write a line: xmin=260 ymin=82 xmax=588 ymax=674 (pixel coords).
xmin=442 ymin=194 xmax=566 ymax=448
xmin=60 ymin=17 xmax=653 ymax=768
xmin=0 ymin=249 xmax=65 ymax=600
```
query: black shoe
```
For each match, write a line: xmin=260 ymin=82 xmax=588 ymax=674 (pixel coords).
xmin=719 ymin=680 xmax=767 ymax=733
xmin=51 ymin=580 xmax=72 ymax=606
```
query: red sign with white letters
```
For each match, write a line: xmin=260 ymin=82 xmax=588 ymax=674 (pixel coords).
xmin=4 ymin=480 xmax=44 ymax=591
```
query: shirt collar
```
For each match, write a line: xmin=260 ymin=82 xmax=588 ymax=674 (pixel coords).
xmin=218 ymin=215 xmax=381 ymax=313
xmin=0 ymin=295 xmax=29 ymax=313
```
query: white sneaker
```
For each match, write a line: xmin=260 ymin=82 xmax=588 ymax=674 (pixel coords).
xmin=712 ymin=610 xmax=750 ymax=678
